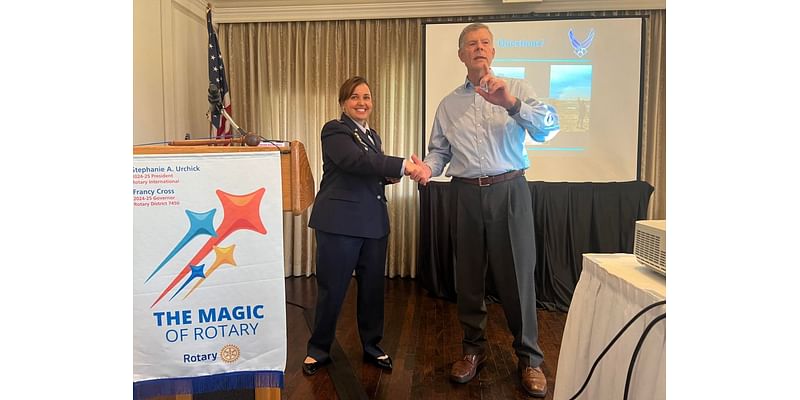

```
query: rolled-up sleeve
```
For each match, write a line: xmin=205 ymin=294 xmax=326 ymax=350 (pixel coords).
xmin=510 ymin=80 xmax=561 ymax=143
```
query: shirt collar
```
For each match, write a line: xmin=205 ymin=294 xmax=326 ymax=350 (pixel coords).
xmin=354 ymin=120 xmax=369 ymax=133
xmin=463 ymin=77 xmax=475 ymax=90
xmin=462 ymin=68 xmax=493 ymax=90
xmin=344 ymin=114 xmax=369 ymax=133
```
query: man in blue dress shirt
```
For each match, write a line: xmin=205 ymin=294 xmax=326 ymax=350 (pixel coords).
xmin=410 ymin=22 xmax=560 ymax=398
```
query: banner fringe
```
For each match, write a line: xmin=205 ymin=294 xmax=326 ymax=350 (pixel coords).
xmin=133 ymin=370 xmax=283 ymax=399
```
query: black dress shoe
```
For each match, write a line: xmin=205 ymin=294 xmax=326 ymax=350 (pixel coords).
xmin=363 ymin=354 xmax=393 ymax=370
xmin=302 ymin=358 xmax=329 ymax=376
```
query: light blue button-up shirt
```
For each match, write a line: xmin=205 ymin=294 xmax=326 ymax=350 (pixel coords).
xmin=424 ymin=76 xmax=561 ymax=179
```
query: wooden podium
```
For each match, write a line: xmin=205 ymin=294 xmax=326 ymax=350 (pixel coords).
xmin=133 ymin=140 xmax=315 ymax=215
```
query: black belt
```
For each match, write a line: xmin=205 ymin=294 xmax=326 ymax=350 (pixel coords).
xmin=452 ymin=169 xmax=525 ymax=187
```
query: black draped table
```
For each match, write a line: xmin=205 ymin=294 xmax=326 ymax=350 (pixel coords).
xmin=417 ymin=180 xmax=654 ymax=312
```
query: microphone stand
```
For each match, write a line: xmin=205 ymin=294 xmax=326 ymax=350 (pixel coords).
xmin=175 ymin=97 xmax=261 ymax=146
xmin=171 ymin=100 xmax=257 ymax=146
xmin=219 ymin=108 xmax=248 ymax=140
xmin=169 ymin=84 xmax=287 ymax=151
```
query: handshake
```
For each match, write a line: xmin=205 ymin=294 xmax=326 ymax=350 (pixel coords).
xmin=403 ymin=154 xmax=432 ymax=185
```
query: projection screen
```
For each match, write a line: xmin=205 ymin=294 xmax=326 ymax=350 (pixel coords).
xmin=423 ymin=17 xmax=644 ymax=182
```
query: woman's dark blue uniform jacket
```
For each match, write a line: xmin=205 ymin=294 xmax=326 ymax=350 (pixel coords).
xmin=308 ymin=114 xmax=404 ymax=239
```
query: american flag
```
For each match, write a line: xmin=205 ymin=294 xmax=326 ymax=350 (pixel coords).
xmin=207 ymin=8 xmax=231 ymax=139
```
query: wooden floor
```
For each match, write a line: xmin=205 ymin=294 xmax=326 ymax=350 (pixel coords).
xmin=282 ymin=276 xmax=567 ymax=400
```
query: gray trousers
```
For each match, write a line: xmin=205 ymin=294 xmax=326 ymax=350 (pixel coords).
xmin=450 ymin=175 xmax=544 ymax=367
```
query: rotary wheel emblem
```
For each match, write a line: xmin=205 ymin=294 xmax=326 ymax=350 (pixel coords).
xmin=220 ymin=344 xmax=240 ymax=363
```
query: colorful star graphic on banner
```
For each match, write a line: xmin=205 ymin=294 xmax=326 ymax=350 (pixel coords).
xmin=145 ymin=209 xmax=217 ymax=283
xmin=150 ymin=188 xmax=266 ymax=308
xmin=181 ymin=245 xmax=237 ymax=300
xmin=170 ymin=264 xmax=206 ymax=300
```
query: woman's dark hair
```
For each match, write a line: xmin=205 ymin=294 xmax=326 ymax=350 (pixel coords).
xmin=338 ymin=76 xmax=371 ymax=105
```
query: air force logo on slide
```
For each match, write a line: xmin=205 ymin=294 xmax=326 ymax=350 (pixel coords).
xmin=568 ymin=28 xmax=595 ymax=58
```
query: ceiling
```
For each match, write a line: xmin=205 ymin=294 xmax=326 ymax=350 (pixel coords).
xmin=207 ymin=0 xmax=666 ymax=23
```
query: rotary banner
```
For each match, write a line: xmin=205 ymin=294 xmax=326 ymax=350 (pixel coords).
xmin=133 ymin=151 xmax=285 ymax=398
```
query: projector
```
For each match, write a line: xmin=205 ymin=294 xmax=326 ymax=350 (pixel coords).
xmin=634 ymin=220 xmax=666 ymax=275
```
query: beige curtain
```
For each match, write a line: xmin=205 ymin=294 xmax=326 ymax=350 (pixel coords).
xmin=640 ymin=10 xmax=666 ymax=220
xmin=219 ymin=19 xmax=421 ymax=278
xmin=218 ymin=11 xmax=665 ymax=277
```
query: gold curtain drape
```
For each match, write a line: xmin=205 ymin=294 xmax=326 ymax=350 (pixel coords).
xmin=218 ymin=10 xmax=665 ymax=278
xmin=640 ymin=10 xmax=666 ymax=220
xmin=219 ymin=19 xmax=422 ymax=277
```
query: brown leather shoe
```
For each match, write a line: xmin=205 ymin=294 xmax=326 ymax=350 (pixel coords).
xmin=519 ymin=366 xmax=547 ymax=397
xmin=450 ymin=353 xmax=487 ymax=383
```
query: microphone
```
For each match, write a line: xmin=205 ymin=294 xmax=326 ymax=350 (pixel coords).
xmin=207 ymin=82 xmax=243 ymax=138
xmin=243 ymin=133 xmax=261 ymax=147
xmin=208 ymin=84 xmax=222 ymax=114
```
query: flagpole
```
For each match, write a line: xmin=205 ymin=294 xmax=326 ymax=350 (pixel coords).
xmin=207 ymin=3 xmax=236 ymax=140
xmin=207 ymin=3 xmax=213 ymax=140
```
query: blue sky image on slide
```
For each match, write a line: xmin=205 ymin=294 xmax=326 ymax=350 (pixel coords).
xmin=549 ymin=65 xmax=592 ymax=100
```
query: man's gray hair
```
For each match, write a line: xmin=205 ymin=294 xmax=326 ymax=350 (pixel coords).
xmin=458 ymin=23 xmax=493 ymax=50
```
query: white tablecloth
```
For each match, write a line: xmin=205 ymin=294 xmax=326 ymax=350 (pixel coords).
xmin=553 ymin=254 xmax=666 ymax=400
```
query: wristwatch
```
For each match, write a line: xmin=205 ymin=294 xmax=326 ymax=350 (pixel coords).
xmin=506 ymin=97 xmax=522 ymax=116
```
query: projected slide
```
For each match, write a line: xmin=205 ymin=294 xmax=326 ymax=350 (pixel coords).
xmin=549 ymin=64 xmax=592 ymax=130
xmin=424 ymin=18 xmax=643 ymax=183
